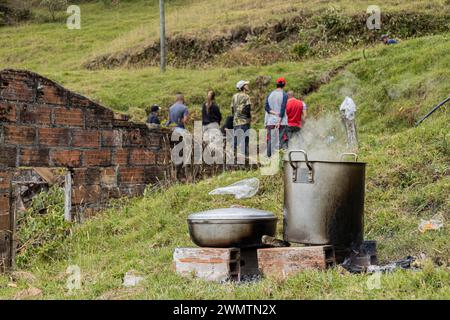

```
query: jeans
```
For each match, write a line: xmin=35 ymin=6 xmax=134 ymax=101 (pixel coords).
xmin=266 ymin=125 xmax=288 ymax=157
xmin=234 ymin=124 xmax=250 ymax=159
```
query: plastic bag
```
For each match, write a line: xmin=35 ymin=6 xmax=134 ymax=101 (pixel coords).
xmin=418 ymin=215 xmax=444 ymax=233
xmin=209 ymin=178 xmax=260 ymax=199
xmin=340 ymin=96 xmax=357 ymax=120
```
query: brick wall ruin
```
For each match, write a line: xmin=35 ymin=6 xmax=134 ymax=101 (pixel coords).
xmin=0 ymin=69 xmax=176 ymax=270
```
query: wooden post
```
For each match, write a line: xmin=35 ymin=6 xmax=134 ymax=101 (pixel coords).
xmin=159 ymin=0 xmax=166 ymax=73
xmin=64 ymin=171 xmax=72 ymax=222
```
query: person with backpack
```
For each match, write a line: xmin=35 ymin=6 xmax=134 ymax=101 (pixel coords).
xmin=231 ymin=80 xmax=252 ymax=157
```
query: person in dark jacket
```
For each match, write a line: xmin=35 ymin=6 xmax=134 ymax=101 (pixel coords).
xmin=202 ymin=90 xmax=222 ymax=129
xmin=146 ymin=104 xmax=161 ymax=125
xmin=202 ymin=90 xmax=223 ymax=156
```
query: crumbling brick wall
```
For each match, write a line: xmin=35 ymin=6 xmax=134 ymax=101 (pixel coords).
xmin=0 ymin=69 xmax=173 ymax=270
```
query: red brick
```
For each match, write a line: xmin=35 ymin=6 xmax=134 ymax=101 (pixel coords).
xmin=3 ymin=125 xmax=36 ymax=145
xmin=0 ymin=102 xmax=16 ymax=122
xmin=36 ymin=81 xmax=67 ymax=105
xmin=101 ymin=130 xmax=122 ymax=147
xmin=83 ymin=149 xmax=111 ymax=167
xmin=101 ymin=167 xmax=117 ymax=186
xmin=144 ymin=166 xmax=166 ymax=183
xmin=257 ymin=246 xmax=335 ymax=279
xmin=0 ymin=147 xmax=17 ymax=167
xmin=71 ymin=129 xmax=100 ymax=148
xmin=157 ymin=147 xmax=170 ymax=165
xmin=54 ymin=107 xmax=84 ymax=127
xmin=113 ymin=148 xmax=129 ymax=165
xmin=130 ymin=149 xmax=156 ymax=165
xmin=0 ymin=171 xmax=11 ymax=189
xmin=38 ymin=128 xmax=70 ymax=147
xmin=68 ymin=92 xmax=92 ymax=108
xmin=122 ymin=129 xmax=145 ymax=146
xmin=0 ymin=192 xmax=10 ymax=216
xmin=85 ymin=107 xmax=114 ymax=128
xmin=114 ymin=113 xmax=129 ymax=121
xmin=19 ymin=104 xmax=52 ymax=125
xmin=0 ymin=214 xmax=9 ymax=230
xmin=19 ymin=148 xmax=50 ymax=167
xmin=118 ymin=185 xmax=147 ymax=197
xmin=72 ymin=168 xmax=101 ymax=186
xmin=71 ymin=185 xmax=101 ymax=205
xmin=50 ymin=149 xmax=81 ymax=167
xmin=119 ymin=167 xmax=146 ymax=185
xmin=0 ymin=73 xmax=35 ymax=102
xmin=147 ymin=133 xmax=163 ymax=148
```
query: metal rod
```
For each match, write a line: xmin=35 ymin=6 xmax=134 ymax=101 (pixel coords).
xmin=415 ymin=97 xmax=450 ymax=127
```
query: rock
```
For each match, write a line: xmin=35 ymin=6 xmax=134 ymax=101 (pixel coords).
xmin=11 ymin=271 xmax=37 ymax=284
xmin=13 ymin=286 xmax=42 ymax=300
xmin=123 ymin=270 xmax=144 ymax=288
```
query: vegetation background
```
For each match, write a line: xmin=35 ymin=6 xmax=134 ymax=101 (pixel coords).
xmin=0 ymin=0 xmax=448 ymax=299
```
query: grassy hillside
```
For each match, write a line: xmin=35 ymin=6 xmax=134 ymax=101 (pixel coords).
xmin=0 ymin=33 xmax=449 ymax=299
xmin=2 ymin=0 xmax=448 ymax=67
xmin=0 ymin=0 xmax=448 ymax=300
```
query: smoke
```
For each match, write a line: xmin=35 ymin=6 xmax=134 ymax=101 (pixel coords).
xmin=289 ymin=113 xmax=349 ymax=161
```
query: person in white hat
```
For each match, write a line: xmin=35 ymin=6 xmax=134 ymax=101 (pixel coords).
xmin=231 ymin=80 xmax=252 ymax=157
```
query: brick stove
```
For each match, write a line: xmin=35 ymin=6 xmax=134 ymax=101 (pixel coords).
xmin=174 ymin=245 xmax=339 ymax=281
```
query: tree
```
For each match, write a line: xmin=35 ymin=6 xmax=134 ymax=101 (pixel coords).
xmin=40 ymin=0 xmax=68 ymax=21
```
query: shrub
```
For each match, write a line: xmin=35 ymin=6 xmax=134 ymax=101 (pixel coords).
xmin=292 ymin=42 xmax=310 ymax=58
xmin=16 ymin=185 xmax=72 ymax=267
xmin=40 ymin=0 xmax=68 ymax=21
xmin=0 ymin=0 xmax=32 ymax=26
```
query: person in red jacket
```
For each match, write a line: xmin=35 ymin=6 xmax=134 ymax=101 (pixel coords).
xmin=286 ymin=91 xmax=307 ymax=148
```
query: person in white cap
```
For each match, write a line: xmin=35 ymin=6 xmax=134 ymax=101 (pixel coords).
xmin=231 ymin=80 xmax=252 ymax=157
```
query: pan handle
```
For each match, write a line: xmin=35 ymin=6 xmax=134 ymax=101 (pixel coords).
xmin=341 ymin=153 xmax=358 ymax=162
xmin=288 ymin=150 xmax=312 ymax=171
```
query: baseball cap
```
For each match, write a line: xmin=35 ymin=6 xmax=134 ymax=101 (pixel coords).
xmin=276 ymin=77 xmax=286 ymax=86
xmin=236 ymin=80 xmax=249 ymax=90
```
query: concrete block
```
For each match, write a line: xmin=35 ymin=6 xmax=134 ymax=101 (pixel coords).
xmin=174 ymin=247 xmax=240 ymax=282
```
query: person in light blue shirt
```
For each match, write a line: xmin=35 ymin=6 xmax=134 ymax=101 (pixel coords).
xmin=166 ymin=93 xmax=189 ymax=130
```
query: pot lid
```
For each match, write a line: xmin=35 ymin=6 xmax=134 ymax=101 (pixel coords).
xmin=188 ymin=208 xmax=276 ymax=221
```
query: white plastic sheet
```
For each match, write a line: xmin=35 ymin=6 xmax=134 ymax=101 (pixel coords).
xmin=209 ymin=178 xmax=260 ymax=199
xmin=340 ymin=96 xmax=357 ymax=120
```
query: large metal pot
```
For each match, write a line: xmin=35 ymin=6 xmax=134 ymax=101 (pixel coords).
xmin=283 ymin=150 xmax=366 ymax=248
xmin=188 ymin=208 xmax=277 ymax=248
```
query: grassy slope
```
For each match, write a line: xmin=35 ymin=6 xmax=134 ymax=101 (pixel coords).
xmin=0 ymin=33 xmax=448 ymax=300
xmin=2 ymin=0 xmax=448 ymax=67
xmin=0 ymin=0 xmax=449 ymax=113
xmin=0 ymin=1 xmax=448 ymax=299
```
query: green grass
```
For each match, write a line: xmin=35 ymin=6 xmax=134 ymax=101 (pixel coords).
xmin=2 ymin=0 xmax=447 ymax=70
xmin=0 ymin=33 xmax=449 ymax=300
xmin=0 ymin=1 xmax=448 ymax=300
xmin=0 ymin=169 xmax=448 ymax=300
